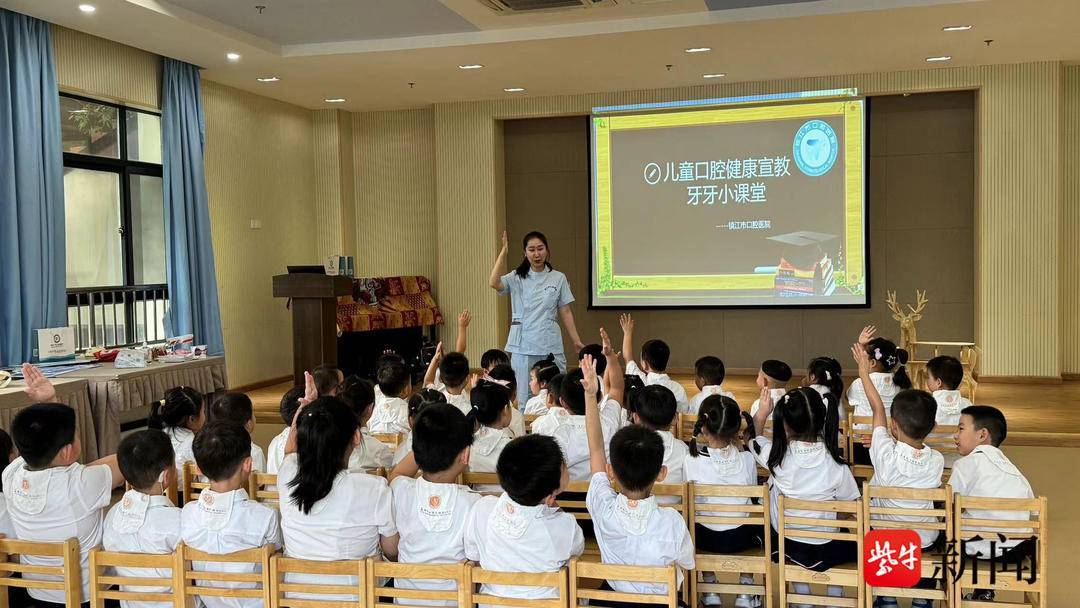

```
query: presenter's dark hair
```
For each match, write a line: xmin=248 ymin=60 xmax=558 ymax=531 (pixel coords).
xmin=514 ymin=231 xmax=553 ymax=278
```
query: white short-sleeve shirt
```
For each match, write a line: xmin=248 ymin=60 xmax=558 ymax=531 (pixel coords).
xmin=498 ymin=267 xmax=574 ymax=356
xmin=470 ymin=427 xmax=511 ymax=474
xmin=3 ymin=458 xmax=113 ymax=603
xmin=103 ymin=490 xmax=182 ymax=608
xmin=626 ymin=362 xmax=690 ymax=413
xmin=391 ymin=476 xmax=481 ymax=605
xmin=349 ymin=433 xmax=393 ymax=471
xmin=464 ymin=493 xmax=584 ymax=600
xmin=524 ymin=390 xmax=549 ymax=415
xmin=751 ymin=437 xmax=860 ymax=544
xmin=507 ymin=408 xmax=527 ymax=438
xmin=180 ymin=488 xmax=282 ymax=608
xmin=266 ymin=427 xmax=290 ymax=474
xmin=688 ymin=386 xmax=736 ymax=415
xmin=166 ymin=426 xmax=196 ymax=471
xmin=551 ymin=415 xmax=617 ymax=480
xmin=847 ymin=373 xmax=900 ymax=420
xmin=868 ymin=426 xmax=945 ymax=547
xmin=932 ymin=390 xmax=969 ymax=427
xmin=586 ymin=472 xmax=694 ymax=594
xmin=683 ymin=445 xmax=758 ymax=532
xmin=656 ymin=430 xmax=688 ymax=505
xmin=530 ymin=407 xmax=570 ymax=437
xmin=368 ymin=395 xmax=410 ymax=434
xmin=442 ymin=390 xmax=471 ymax=416
xmin=948 ymin=445 xmax=1035 ymax=558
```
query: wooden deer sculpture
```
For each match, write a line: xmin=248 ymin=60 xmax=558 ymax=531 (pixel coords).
xmin=886 ymin=290 xmax=928 ymax=352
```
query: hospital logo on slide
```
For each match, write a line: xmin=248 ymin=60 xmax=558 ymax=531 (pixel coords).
xmin=793 ymin=119 xmax=838 ymax=177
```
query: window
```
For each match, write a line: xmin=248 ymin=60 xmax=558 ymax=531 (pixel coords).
xmin=61 ymin=94 xmax=167 ymax=350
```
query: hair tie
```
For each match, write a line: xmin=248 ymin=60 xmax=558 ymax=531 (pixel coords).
xmin=873 ymin=348 xmax=883 ymax=361
xmin=824 ymin=370 xmax=832 ymax=381
xmin=481 ymin=375 xmax=511 ymax=388
xmin=782 ymin=394 xmax=790 ymax=403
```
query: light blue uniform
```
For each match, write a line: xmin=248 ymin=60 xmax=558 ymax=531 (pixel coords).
xmin=498 ymin=267 xmax=573 ymax=404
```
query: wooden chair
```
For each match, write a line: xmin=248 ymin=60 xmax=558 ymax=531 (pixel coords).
xmin=924 ymin=423 xmax=961 ymax=481
xmin=372 ymin=433 xmax=404 ymax=452
xmin=953 ymin=495 xmax=1047 ymax=608
xmin=180 ymin=461 xmax=211 ymax=504
xmin=88 ymin=548 xmax=182 ymax=608
xmin=525 ymin=413 xmax=542 ymax=433
xmin=368 ymin=560 xmax=468 ymax=608
xmin=687 ymin=483 xmax=771 ymax=608
xmin=269 ymin=554 xmax=367 ymax=607
xmin=846 ymin=415 xmax=878 ymax=482
xmin=569 ymin=559 xmax=681 ymax=608
xmin=959 ymin=345 xmax=980 ymax=402
xmin=677 ymin=413 xmax=697 ymax=443
xmin=467 ymin=566 xmax=567 ymax=608
xmin=250 ymin=472 xmax=280 ymax=506
xmin=0 ymin=537 xmax=82 ymax=608
xmin=178 ymin=542 xmax=274 ymax=608
xmin=460 ymin=471 xmax=502 ymax=496
xmin=776 ymin=496 xmax=864 ymax=608
xmin=862 ymin=483 xmax=953 ymax=607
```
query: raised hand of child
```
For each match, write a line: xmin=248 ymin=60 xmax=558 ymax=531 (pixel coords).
xmin=22 ymin=363 xmax=56 ymax=403
xmin=433 ymin=341 xmax=444 ymax=363
xmin=580 ymin=354 xmax=599 ymax=395
xmin=299 ymin=371 xmax=317 ymax=406
xmin=759 ymin=385 xmax=775 ymax=417
xmin=599 ymin=327 xmax=617 ymax=358
xmin=850 ymin=342 xmax=871 ymax=377
xmin=858 ymin=325 xmax=877 ymax=346
xmin=619 ymin=313 xmax=634 ymax=333
xmin=457 ymin=310 xmax=471 ymax=328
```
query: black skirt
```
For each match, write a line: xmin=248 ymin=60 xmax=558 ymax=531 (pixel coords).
xmin=695 ymin=524 xmax=765 ymax=554
xmin=771 ymin=529 xmax=858 ymax=572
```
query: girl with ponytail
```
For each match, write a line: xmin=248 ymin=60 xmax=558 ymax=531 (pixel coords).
xmin=847 ymin=326 xmax=910 ymax=463
xmin=465 ymin=381 xmax=513 ymax=480
xmin=278 ymin=396 xmax=399 ymax=592
xmin=523 ymin=355 xmax=560 ymax=415
xmin=148 ymin=386 xmax=205 ymax=469
xmin=803 ymin=356 xmax=846 ymax=419
xmin=749 ymin=387 xmax=859 ymax=593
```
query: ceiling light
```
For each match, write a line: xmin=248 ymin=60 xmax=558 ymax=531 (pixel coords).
xmin=78 ymin=4 xmax=96 ymax=13
xmin=684 ymin=47 xmax=711 ymax=53
xmin=324 ymin=98 xmax=346 ymax=103
xmin=503 ymin=87 xmax=525 ymax=93
xmin=942 ymin=25 xmax=973 ymax=32
xmin=458 ymin=64 xmax=484 ymax=70
xmin=925 ymin=55 xmax=952 ymax=62
xmin=256 ymin=76 xmax=279 ymax=82
xmin=226 ymin=52 xmax=241 ymax=61
xmin=702 ymin=73 xmax=726 ymax=79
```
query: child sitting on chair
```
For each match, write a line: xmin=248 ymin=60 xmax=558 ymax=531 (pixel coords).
xmin=368 ymin=358 xmax=413 ymax=434
xmin=688 ymin=356 xmax=735 ymax=415
xmin=267 ymin=385 xmax=305 ymax=475
xmin=749 ymin=360 xmax=792 ymax=416
xmin=620 ymin=314 xmax=690 ymax=412
xmin=424 ymin=343 xmax=472 ymax=415
xmin=527 ymin=373 xmax=568 ymax=436
xmin=487 ymin=364 xmax=527 ymax=437
xmin=524 ymin=356 xmax=561 ymax=415
xmin=926 ymin=356 xmax=970 ymax=465
xmin=392 ymin=389 xmax=447 ymax=466
xmin=148 ymin=386 xmax=206 ymax=472
xmin=205 ymin=393 xmax=266 ymax=472
xmin=339 ymin=376 xmax=393 ymax=471
xmin=630 ymin=385 xmax=688 ymax=500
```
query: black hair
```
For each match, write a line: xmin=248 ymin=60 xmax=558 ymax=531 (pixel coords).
xmin=806 ymin=357 xmax=844 ymax=399
xmin=12 ymin=404 xmax=76 ymax=468
xmin=148 ymin=386 xmax=203 ymax=431
xmin=117 ymin=430 xmax=175 ymax=491
xmin=412 ymin=403 xmax=474 ymax=473
xmin=866 ymin=337 xmax=912 ymax=390
xmin=926 ymin=355 xmax=964 ymax=390
xmin=560 ymin=368 xmax=586 ymax=415
xmin=278 ymin=385 xmax=305 ymax=425
xmin=609 ymin=426 xmax=664 ymax=493
xmin=641 ymin=339 xmax=671 ymax=372
xmin=208 ymin=393 xmax=254 ymax=426
xmin=689 ymin=395 xmax=743 ymax=457
xmin=532 ymin=356 xmax=560 ymax=389
xmin=287 ymin=397 xmax=358 ymax=514
xmin=623 ymin=375 xmax=646 ymax=418
xmin=408 ymin=388 xmax=447 ymax=419
xmin=312 ymin=364 xmax=342 ymax=396
xmin=891 ymin=389 xmax=938 ymax=441
xmin=375 ymin=352 xmax=405 ymax=370
xmin=338 ymin=376 xmax=376 ymax=424
xmin=497 ymin=434 xmax=565 ymax=506
xmin=439 ymin=352 xmax=471 ymax=389
xmin=377 ymin=359 xmax=410 ymax=397
xmin=545 ymin=374 xmax=566 ymax=404
xmin=695 ymin=356 xmax=726 ymax=386
xmin=469 ymin=381 xmax=512 ymax=427
xmin=761 ymin=359 xmax=793 ymax=383
xmin=961 ymin=405 xmax=1008 ymax=447
xmin=192 ymin=421 xmax=252 ymax=481
xmin=487 ymin=364 xmax=518 ymax=397
xmin=577 ymin=344 xmax=607 ymax=377
xmin=0 ymin=429 xmax=12 ymax=492
xmin=634 ymin=385 xmax=677 ymax=430
xmin=514 ymin=231 xmax=553 ymax=279
xmin=764 ymin=387 xmax=845 ymax=472
xmin=481 ymin=349 xmax=510 ymax=370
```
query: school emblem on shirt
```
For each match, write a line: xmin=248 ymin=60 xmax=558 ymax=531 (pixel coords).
xmin=429 ymin=495 xmax=441 ymax=509
xmin=203 ymin=493 xmax=214 ymax=505
xmin=122 ymin=497 xmax=132 ymax=508
xmin=505 ymin=503 xmax=516 ymax=515
xmin=20 ymin=479 xmax=29 ymax=490
xmin=627 ymin=499 xmax=639 ymax=509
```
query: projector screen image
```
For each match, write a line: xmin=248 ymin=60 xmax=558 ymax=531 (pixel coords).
xmin=590 ymin=97 xmax=866 ymax=307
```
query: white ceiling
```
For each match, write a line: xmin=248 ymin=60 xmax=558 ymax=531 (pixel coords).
xmin=2 ymin=0 xmax=1078 ymax=112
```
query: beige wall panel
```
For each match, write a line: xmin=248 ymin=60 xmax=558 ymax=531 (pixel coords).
xmin=1064 ymin=66 xmax=1080 ymax=375
xmin=52 ymin=25 xmax=160 ymax=109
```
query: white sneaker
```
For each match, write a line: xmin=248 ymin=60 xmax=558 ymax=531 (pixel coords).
xmin=733 ymin=595 xmax=755 ymax=608
xmin=702 ymin=592 xmax=722 ymax=607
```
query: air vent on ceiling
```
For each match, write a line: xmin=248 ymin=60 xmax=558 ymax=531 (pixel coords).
xmin=478 ymin=0 xmax=617 ymax=13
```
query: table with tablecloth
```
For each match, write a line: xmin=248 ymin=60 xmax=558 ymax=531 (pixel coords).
xmin=63 ymin=356 xmax=228 ymax=456
xmin=0 ymin=378 xmax=99 ymax=462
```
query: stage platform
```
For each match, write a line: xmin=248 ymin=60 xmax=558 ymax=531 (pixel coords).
xmin=248 ymin=374 xmax=1080 ymax=448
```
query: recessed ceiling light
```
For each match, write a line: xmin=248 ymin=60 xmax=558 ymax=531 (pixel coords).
xmin=78 ymin=4 xmax=96 ymax=13
xmin=256 ymin=76 xmax=280 ymax=82
xmin=226 ymin=52 xmax=241 ymax=61
xmin=503 ymin=87 xmax=525 ymax=93
xmin=702 ymin=73 xmax=726 ymax=79
xmin=942 ymin=25 xmax=973 ymax=32
xmin=685 ymin=47 xmax=711 ymax=53
xmin=925 ymin=55 xmax=952 ymax=62
xmin=324 ymin=98 xmax=346 ymax=103
xmin=458 ymin=64 xmax=484 ymax=70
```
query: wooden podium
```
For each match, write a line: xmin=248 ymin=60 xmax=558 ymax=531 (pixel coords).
xmin=272 ymin=273 xmax=353 ymax=385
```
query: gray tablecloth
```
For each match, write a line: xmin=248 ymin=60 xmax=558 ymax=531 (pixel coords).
xmin=0 ymin=378 xmax=99 ymax=461
xmin=64 ymin=356 xmax=228 ymax=456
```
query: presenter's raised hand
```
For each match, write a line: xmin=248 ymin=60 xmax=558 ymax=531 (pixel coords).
xmin=499 ymin=231 xmax=508 ymax=257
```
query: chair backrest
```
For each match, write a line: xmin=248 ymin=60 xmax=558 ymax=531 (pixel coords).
xmin=569 ymin=559 xmax=680 ymax=608
xmin=371 ymin=433 xmax=403 ymax=451
xmin=0 ymin=537 xmax=82 ymax=608
xmin=268 ymin=555 xmax=366 ymax=608
xmin=688 ymin=482 xmax=770 ymax=538
xmin=368 ymin=560 xmax=468 ymax=608
xmin=650 ymin=482 xmax=689 ymax=521
xmin=249 ymin=472 xmax=280 ymax=506
xmin=88 ymin=548 xmax=182 ymax=608
xmin=468 ymin=566 xmax=567 ymax=608
xmin=524 ymin=414 xmax=542 ymax=432
xmin=181 ymin=461 xmax=210 ymax=504
xmin=677 ymin=413 xmax=696 ymax=443
xmin=777 ymin=495 xmax=863 ymax=545
xmin=460 ymin=472 xmax=502 ymax=496
xmin=863 ymin=482 xmax=951 ymax=533
xmin=178 ymin=542 xmax=273 ymax=607
xmin=554 ymin=480 xmax=593 ymax=521
xmin=954 ymin=494 xmax=1047 ymax=565
xmin=922 ymin=424 xmax=960 ymax=461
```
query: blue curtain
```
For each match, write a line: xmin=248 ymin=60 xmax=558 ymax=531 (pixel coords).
xmin=0 ymin=9 xmax=66 ymax=367
xmin=161 ymin=58 xmax=224 ymax=355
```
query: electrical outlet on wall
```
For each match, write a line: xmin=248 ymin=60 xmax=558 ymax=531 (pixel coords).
xmin=249 ymin=219 xmax=262 ymax=230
